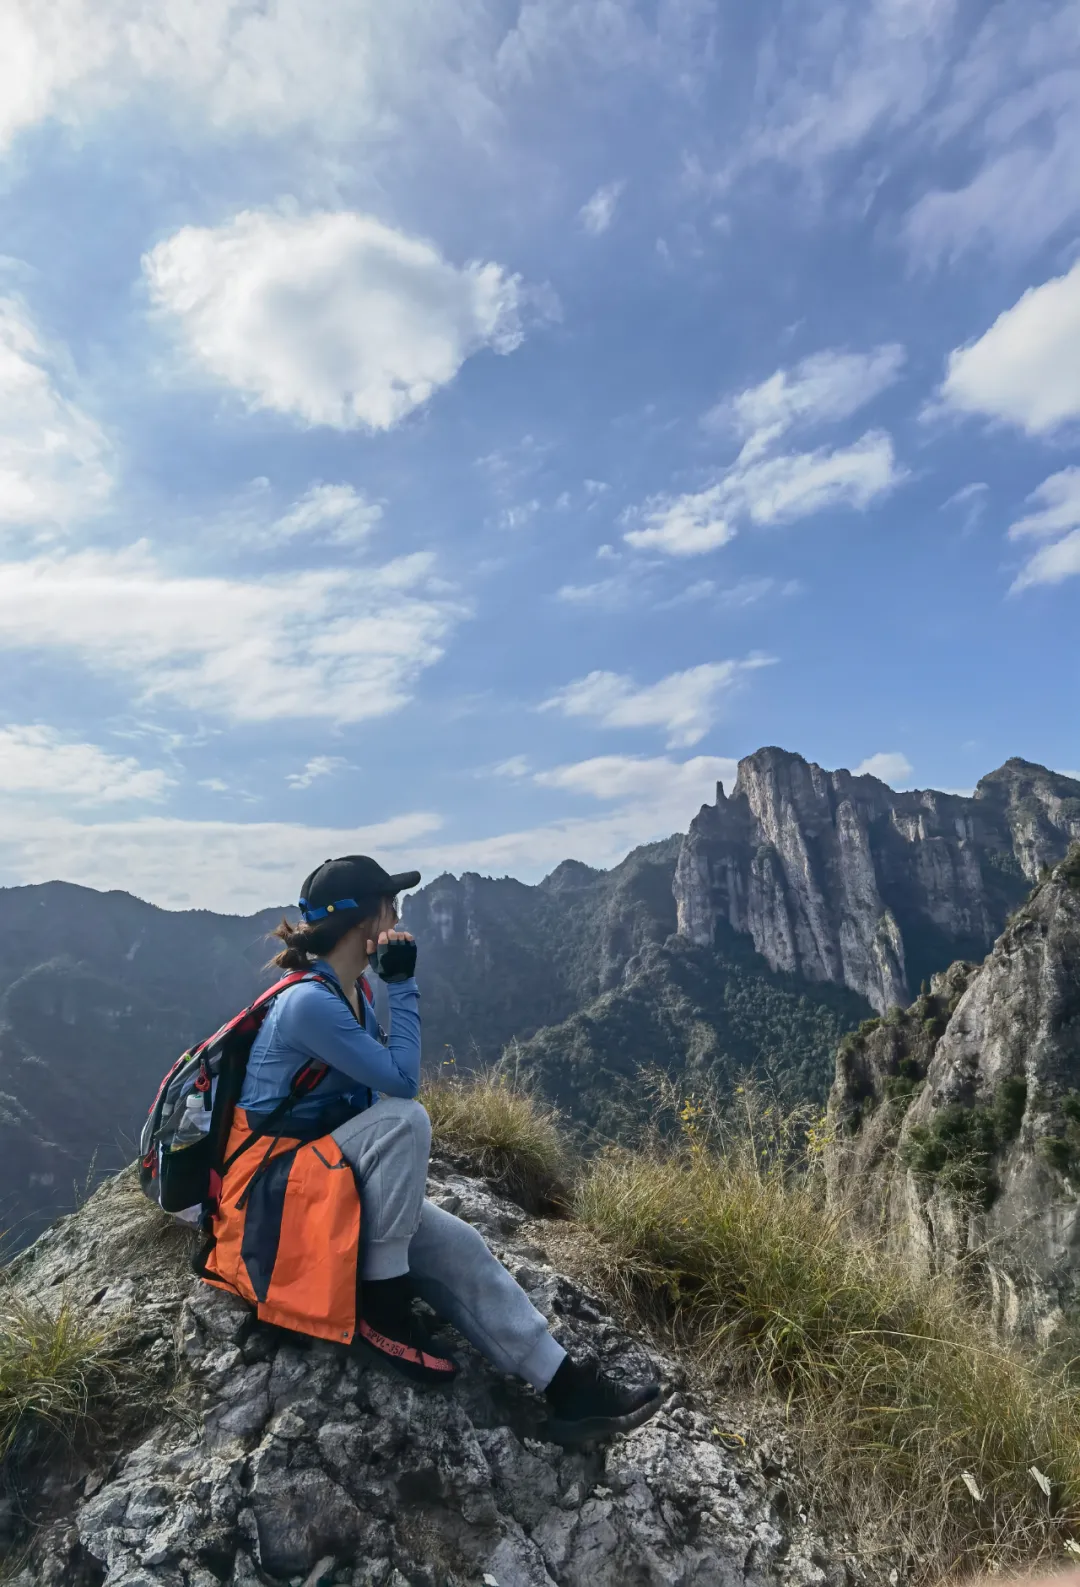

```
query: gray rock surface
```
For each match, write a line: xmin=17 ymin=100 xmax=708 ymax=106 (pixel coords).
xmin=2 ymin=1159 xmax=879 ymax=1587
xmin=825 ymin=848 xmax=1080 ymax=1339
xmin=675 ymin=750 xmax=1080 ymax=1013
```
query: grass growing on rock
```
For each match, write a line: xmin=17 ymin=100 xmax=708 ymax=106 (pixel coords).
xmin=0 ymin=1294 xmax=119 ymax=1459
xmin=430 ymin=1070 xmax=1080 ymax=1581
xmin=423 ymin=1064 xmax=574 ymax=1214
xmin=574 ymin=1086 xmax=1080 ymax=1581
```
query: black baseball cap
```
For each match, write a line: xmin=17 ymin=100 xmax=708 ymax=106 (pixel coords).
xmin=299 ymin=855 xmax=421 ymax=923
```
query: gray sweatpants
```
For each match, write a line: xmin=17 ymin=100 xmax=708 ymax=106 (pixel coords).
xmin=332 ymin=1098 xmax=566 ymax=1392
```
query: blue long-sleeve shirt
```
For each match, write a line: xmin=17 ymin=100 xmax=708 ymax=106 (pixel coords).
xmin=239 ymin=959 xmax=420 ymax=1123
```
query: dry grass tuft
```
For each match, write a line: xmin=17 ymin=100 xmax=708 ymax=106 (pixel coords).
xmin=0 ymin=1294 xmax=119 ymax=1460
xmin=423 ymin=1065 xmax=575 ymax=1214
xmin=575 ymin=1084 xmax=1080 ymax=1582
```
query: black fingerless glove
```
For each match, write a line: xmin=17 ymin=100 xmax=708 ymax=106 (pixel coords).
xmin=374 ymin=938 xmax=417 ymax=983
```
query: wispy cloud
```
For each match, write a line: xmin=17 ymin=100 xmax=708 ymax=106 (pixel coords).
xmin=492 ymin=755 xmax=530 ymax=778
xmin=405 ymin=753 xmax=736 ymax=881
xmin=0 ymin=296 xmax=113 ymax=535
xmin=0 ymin=725 xmax=171 ymax=804
xmin=714 ymin=345 xmax=905 ymax=463
xmin=539 ymin=656 xmax=775 ymax=748
xmin=286 ymin=755 xmax=348 ymax=790
xmin=623 ymin=484 xmax=735 ymax=557
xmin=534 ymin=752 xmax=737 ymax=805
xmin=0 ymin=808 xmax=443 ymax=913
xmin=625 ymin=432 xmax=901 ymax=557
xmin=0 ymin=544 xmax=466 ymax=724
xmin=264 ymin=484 xmax=383 ymax=547
xmin=145 ymin=208 xmax=525 ymax=431
xmin=1008 ymin=468 xmax=1080 ymax=590
xmin=717 ymin=1 xmax=1080 ymax=266
xmin=905 ymin=3 xmax=1080 ymax=264
xmin=1011 ymin=531 xmax=1080 ymax=593
xmin=942 ymin=481 xmax=988 ymax=534
xmin=726 ymin=0 xmax=959 ymax=178
xmin=579 ymin=180 xmax=626 ymax=236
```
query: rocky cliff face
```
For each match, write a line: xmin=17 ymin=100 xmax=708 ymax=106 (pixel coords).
xmin=1 ymin=1162 xmax=879 ymax=1587
xmin=674 ymin=751 xmax=1080 ymax=1014
xmin=824 ymin=847 xmax=1080 ymax=1340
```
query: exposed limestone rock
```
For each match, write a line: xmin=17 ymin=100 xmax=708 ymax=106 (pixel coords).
xmin=675 ymin=750 xmax=1080 ymax=1013
xmin=825 ymin=847 xmax=1080 ymax=1339
xmin=2 ymin=1161 xmax=881 ymax=1587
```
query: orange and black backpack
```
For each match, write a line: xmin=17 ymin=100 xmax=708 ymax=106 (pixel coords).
xmin=139 ymin=973 xmax=368 ymax=1343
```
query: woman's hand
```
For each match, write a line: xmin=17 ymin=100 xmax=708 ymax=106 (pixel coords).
xmin=369 ymin=929 xmax=417 ymax=984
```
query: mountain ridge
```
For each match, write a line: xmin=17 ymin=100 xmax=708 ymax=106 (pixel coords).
xmin=2 ymin=748 xmax=1077 ymax=1245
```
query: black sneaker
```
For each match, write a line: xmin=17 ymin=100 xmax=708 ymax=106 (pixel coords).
xmin=544 ymin=1354 xmax=662 ymax=1445
xmin=356 ymin=1275 xmax=459 ymax=1388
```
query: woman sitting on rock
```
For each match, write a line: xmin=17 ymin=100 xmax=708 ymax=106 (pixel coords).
xmin=212 ymin=852 xmax=661 ymax=1446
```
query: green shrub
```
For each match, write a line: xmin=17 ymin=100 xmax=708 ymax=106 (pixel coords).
xmin=883 ymin=1074 xmax=923 ymax=1104
xmin=901 ymin=1105 xmax=999 ymax=1205
xmin=1039 ymin=1136 xmax=1074 ymax=1175
xmin=991 ymin=1075 xmax=1028 ymax=1143
xmin=1060 ymin=842 xmax=1080 ymax=889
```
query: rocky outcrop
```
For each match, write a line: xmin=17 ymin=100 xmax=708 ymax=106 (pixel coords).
xmin=824 ymin=847 xmax=1080 ymax=1340
xmin=674 ymin=750 xmax=1080 ymax=1013
xmin=0 ymin=1162 xmax=878 ymax=1587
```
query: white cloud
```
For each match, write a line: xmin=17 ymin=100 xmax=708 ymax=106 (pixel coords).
xmin=0 ymin=1 xmax=509 ymax=155
xmin=0 ymin=746 xmax=737 ymax=905
xmin=579 ymin=180 xmax=625 ymax=236
xmin=265 ymin=484 xmax=383 ymax=547
xmin=535 ymin=753 xmax=738 ymax=806
xmin=492 ymin=755 xmax=530 ymax=778
xmin=718 ymin=345 xmax=905 ymax=462
xmin=626 ymin=346 xmax=905 ymax=561
xmin=498 ymin=500 xmax=541 ymax=530
xmin=539 ymin=657 xmax=774 ymax=749
xmin=732 ymin=433 xmax=901 ymax=525
xmin=624 ymin=484 xmax=735 ymax=557
xmin=904 ymin=4 xmax=1080 ymax=264
xmin=406 ymin=755 xmax=735 ymax=880
xmin=1010 ymin=529 xmax=1080 ymax=593
xmin=0 ymin=726 xmax=171 ymax=804
xmin=943 ymin=481 xmax=988 ymax=533
xmin=286 ymin=755 xmax=348 ymax=790
xmin=0 ymin=296 xmax=113 ymax=534
xmin=854 ymin=751 xmax=914 ymax=786
xmin=939 ymin=260 xmax=1080 ymax=435
xmin=144 ymin=208 xmax=524 ymax=431
xmin=556 ymin=574 xmax=634 ymax=608
xmin=661 ymin=576 xmax=799 ymax=610
xmin=726 ymin=0 xmax=959 ymax=176
xmin=1008 ymin=469 xmax=1080 ymax=540
xmin=0 ymin=808 xmax=442 ymax=913
xmin=718 ymin=0 xmax=1080 ymax=265
xmin=625 ymin=432 xmax=901 ymax=557
xmin=0 ymin=543 xmax=465 ymax=724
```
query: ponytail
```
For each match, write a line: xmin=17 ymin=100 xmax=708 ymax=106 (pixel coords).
xmin=270 ymin=916 xmax=324 ymax=971
xmin=268 ymin=895 xmax=395 ymax=971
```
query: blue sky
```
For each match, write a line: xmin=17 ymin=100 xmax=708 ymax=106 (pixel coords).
xmin=0 ymin=0 xmax=1077 ymax=910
